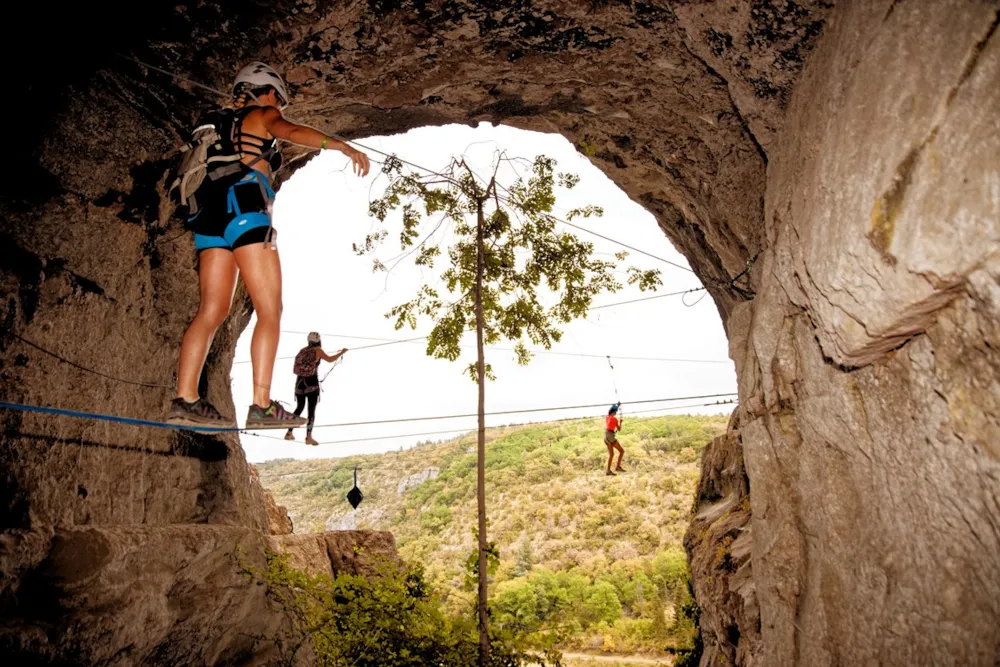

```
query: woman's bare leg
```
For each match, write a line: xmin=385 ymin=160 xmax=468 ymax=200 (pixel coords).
xmin=176 ymin=249 xmax=239 ymax=402
xmin=606 ymin=444 xmax=615 ymax=471
xmin=233 ymin=242 xmax=282 ymax=407
xmin=614 ymin=443 xmax=625 ymax=469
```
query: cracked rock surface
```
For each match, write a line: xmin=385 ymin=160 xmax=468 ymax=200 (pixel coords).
xmin=1 ymin=0 xmax=997 ymax=665
xmin=688 ymin=2 xmax=1000 ymax=666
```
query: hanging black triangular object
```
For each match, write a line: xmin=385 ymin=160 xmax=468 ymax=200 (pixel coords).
xmin=347 ymin=467 xmax=364 ymax=509
xmin=347 ymin=485 xmax=363 ymax=509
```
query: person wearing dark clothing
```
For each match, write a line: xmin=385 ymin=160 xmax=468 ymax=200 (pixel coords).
xmin=284 ymin=332 xmax=346 ymax=445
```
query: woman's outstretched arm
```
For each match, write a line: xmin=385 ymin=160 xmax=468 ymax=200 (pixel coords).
xmin=259 ymin=108 xmax=370 ymax=176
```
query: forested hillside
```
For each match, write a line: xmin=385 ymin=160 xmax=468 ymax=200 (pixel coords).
xmin=257 ymin=414 xmax=727 ymax=655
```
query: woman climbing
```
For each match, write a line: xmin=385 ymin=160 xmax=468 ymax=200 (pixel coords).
xmin=605 ymin=403 xmax=625 ymax=475
xmin=166 ymin=62 xmax=370 ymax=429
xmin=284 ymin=332 xmax=346 ymax=445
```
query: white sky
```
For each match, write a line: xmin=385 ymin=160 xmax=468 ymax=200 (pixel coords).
xmin=233 ymin=123 xmax=736 ymax=463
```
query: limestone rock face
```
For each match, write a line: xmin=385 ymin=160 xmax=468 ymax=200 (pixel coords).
xmin=2 ymin=1 xmax=998 ymax=665
xmin=269 ymin=530 xmax=398 ymax=578
xmin=263 ymin=490 xmax=294 ymax=536
xmin=684 ymin=430 xmax=758 ymax=667
xmin=689 ymin=2 xmax=1000 ymax=666
xmin=0 ymin=526 xmax=291 ymax=665
xmin=252 ymin=466 xmax=294 ymax=535
xmin=397 ymin=466 xmax=441 ymax=496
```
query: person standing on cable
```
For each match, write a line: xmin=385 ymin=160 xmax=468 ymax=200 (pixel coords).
xmin=605 ymin=403 xmax=625 ymax=475
xmin=166 ymin=62 xmax=370 ymax=430
xmin=284 ymin=332 xmax=346 ymax=446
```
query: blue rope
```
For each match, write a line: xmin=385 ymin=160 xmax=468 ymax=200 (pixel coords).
xmin=0 ymin=401 xmax=241 ymax=433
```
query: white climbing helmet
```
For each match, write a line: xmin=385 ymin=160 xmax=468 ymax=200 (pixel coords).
xmin=307 ymin=331 xmax=321 ymax=344
xmin=233 ymin=61 xmax=289 ymax=107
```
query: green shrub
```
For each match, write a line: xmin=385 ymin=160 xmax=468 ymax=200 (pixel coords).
xmin=240 ymin=550 xmax=558 ymax=667
xmin=583 ymin=581 xmax=623 ymax=626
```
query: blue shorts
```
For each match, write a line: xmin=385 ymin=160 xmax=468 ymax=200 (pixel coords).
xmin=190 ymin=169 xmax=276 ymax=252
xmin=192 ymin=213 xmax=272 ymax=251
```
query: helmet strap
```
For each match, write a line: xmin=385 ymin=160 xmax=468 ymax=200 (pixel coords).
xmin=248 ymin=88 xmax=287 ymax=111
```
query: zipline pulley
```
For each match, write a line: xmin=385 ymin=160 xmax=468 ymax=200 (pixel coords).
xmin=607 ymin=355 xmax=623 ymax=421
xmin=347 ymin=466 xmax=364 ymax=509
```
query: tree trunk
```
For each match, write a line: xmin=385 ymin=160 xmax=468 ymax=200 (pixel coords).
xmin=474 ymin=197 xmax=489 ymax=667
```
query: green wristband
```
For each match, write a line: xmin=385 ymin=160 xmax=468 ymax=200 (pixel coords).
xmin=320 ymin=137 xmax=328 ymax=149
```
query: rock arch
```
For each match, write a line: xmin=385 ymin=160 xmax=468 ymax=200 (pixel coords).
xmin=1 ymin=1 xmax=997 ymax=665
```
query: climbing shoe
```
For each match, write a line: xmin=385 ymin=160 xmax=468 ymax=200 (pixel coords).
xmin=245 ymin=401 xmax=307 ymax=430
xmin=615 ymin=466 xmax=626 ymax=472
xmin=305 ymin=434 xmax=319 ymax=446
xmin=284 ymin=431 xmax=295 ymax=441
xmin=166 ymin=397 xmax=235 ymax=429
xmin=606 ymin=470 xmax=616 ymax=476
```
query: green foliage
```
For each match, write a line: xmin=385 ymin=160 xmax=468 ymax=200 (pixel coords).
xmin=652 ymin=547 xmax=688 ymax=590
xmin=463 ymin=528 xmax=501 ymax=590
xmin=258 ymin=414 xmax=727 ymax=658
xmin=420 ymin=504 xmax=453 ymax=534
xmin=626 ymin=266 xmax=663 ymax=292
xmin=671 ymin=592 xmax=703 ymax=667
xmin=240 ymin=549 xmax=557 ymax=667
xmin=493 ymin=578 xmax=541 ymax=632
xmin=584 ymin=581 xmax=623 ymax=625
xmin=577 ymin=140 xmax=598 ymax=157
xmin=359 ymin=153 xmax=659 ymax=378
xmin=514 ymin=536 xmax=535 ymax=578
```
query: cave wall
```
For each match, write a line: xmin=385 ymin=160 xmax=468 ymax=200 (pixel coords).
xmin=690 ymin=1 xmax=1000 ymax=665
xmin=1 ymin=0 xmax=997 ymax=665
xmin=0 ymin=54 xmax=293 ymax=660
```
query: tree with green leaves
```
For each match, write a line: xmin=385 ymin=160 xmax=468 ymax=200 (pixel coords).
xmin=515 ymin=534 xmax=535 ymax=578
xmin=239 ymin=549 xmax=554 ymax=667
xmin=360 ymin=150 xmax=660 ymax=666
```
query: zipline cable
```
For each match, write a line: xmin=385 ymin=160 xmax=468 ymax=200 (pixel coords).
xmin=238 ymin=336 xmax=730 ymax=366
xmin=546 ymin=211 xmax=694 ymax=274
xmin=253 ymin=399 xmax=738 ymax=475
xmin=246 ymin=426 xmax=476 ymax=447
xmin=489 ymin=179 xmax=694 ymax=274
xmin=606 ymin=355 xmax=620 ymax=406
xmin=306 ymin=392 xmax=737 ymax=430
xmin=588 ymin=288 xmax=704 ymax=311
xmin=279 ymin=328 xmax=730 ymax=363
xmin=233 ymin=287 xmax=709 ymax=365
xmin=250 ymin=397 xmax=738 ymax=447
xmin=0 ymin=393 xmax=737 ymax=441
xmin=8 ymin=332 xmax=174 ymax=390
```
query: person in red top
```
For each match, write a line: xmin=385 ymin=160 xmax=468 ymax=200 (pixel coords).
xmin=605 ymin=403 xmax=625 ymax=475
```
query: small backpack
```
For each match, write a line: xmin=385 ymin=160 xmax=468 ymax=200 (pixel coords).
xmin=168 ymin=107 xmax=275 ymax=216
xmin=293 ymin=346 xmax=320 ymax=377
